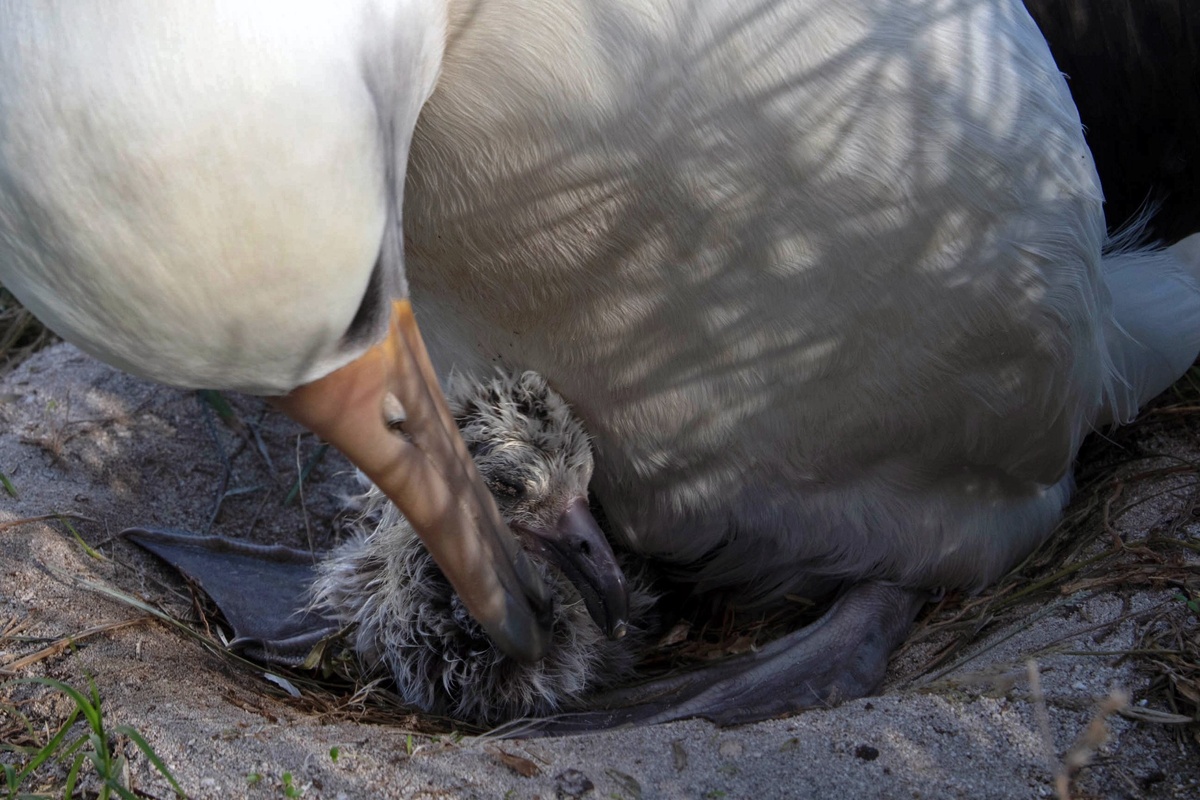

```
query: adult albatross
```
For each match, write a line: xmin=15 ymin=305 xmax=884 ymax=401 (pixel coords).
xmin=3 ymin=1 xmax=1200 ymax=725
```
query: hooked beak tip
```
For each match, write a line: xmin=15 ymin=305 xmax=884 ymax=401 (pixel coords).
xmin=519 ymin=496 xmax=630 ymax=640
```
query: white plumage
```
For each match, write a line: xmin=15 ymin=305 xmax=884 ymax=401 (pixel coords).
xmin=0 ymin=2 xmax=436 ymax=393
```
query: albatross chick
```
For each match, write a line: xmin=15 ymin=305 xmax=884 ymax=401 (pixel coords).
xmin=312 ymin=371 xmax=658 ymax=725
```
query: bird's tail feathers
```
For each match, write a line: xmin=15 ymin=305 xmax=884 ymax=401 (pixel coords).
xmin=1097 ymin=232 xmax=1200 ymax=426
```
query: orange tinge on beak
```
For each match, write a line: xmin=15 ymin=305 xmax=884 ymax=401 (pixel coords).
xmin=272 ymin=300 xmax=552 ymax=662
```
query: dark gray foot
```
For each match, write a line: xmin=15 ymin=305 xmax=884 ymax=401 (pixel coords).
xmin=123 ymin=528 xmax=337 ymax=664
xmin=526 ymin=581 xmax=927 ymax=733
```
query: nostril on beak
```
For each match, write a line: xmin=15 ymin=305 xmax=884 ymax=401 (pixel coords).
xmin=382 ymin=392 xmax=407 ymax=432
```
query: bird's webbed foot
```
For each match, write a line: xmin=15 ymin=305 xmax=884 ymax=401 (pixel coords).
xmin=524 ymin=581 xmax=928 ymax=734
xmin=123 ymin=527 xmax=338 ymax=665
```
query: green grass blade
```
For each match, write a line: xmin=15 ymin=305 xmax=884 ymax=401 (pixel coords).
xmin=53 ymin=735 xmax=88 ymax=763
xmin=56 ymin=515 xmax=106 ymax=562
xmin=63 ymin=751 xmax=85 ymax=800
xmin=86 ymin=676 xmax=106 ymax=738
xmin=4 ymin=761 xmax=18 ymax=793
xmin=83 ymin=743 xmax=108 ymax=785
xmin=0 ymin=469 xmax=17 ymax=498
xmin=101 ymin=776 xmax=139 ymax=800
xmin=14 ymin=678 xmax=102 ymax=734
xmin=197 ymin=389 xmax=238 ymax=426
xmin=13 ymin=706 xmax=80 ymax=784
xmin=283 ymin=442 xmax=329 ymax=505
xmin=113 ymin=726 xmax=185 ymax=797
xmin=0 ymin=698 xmax=37 ymax=753
xmin=2 ymin=676 xmax=186 ymax=800
xmin=86 ymin=732 xmax=108 ymax=764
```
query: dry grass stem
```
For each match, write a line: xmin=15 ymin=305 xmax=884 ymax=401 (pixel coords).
xmin=0 ymin=513 xmax=98 ymax=534
xmin=0 ymin=617 xmax=149 ymax=673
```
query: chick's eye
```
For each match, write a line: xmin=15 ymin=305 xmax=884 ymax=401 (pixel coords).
xmin=486 ymin=476 xmax=527 ymax=501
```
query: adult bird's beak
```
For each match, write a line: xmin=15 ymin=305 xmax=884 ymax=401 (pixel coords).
xmin=515 ymin=497 xmax=631 ymax=640
xmin=272 ymin=300 xmax=553 ymax=662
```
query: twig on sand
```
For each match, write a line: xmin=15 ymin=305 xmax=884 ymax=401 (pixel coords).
xmin=0 ymin=617 xmax=149 ymax=673
xmin=1028 ymin=659 xmax=1130 ymax=800
xmin=0 ymin=513 xmax=97 ymax=533
xmin=1027 ymin=660 xmax=1059 ymax=789
xmin=1058 ymin=689 xmax=1130 ymax=799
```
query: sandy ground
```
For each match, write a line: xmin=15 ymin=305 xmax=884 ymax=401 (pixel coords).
xmin=1 ymin=343 xmax=1198 ymax=799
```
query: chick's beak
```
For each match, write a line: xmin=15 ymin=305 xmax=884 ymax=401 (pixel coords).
xmin=516 ymin=497 xmax=631 ymax=640
xmin=272 ymin=300 xmax=552 ymax=662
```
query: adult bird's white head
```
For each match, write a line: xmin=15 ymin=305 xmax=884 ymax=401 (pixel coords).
xmin=0 ymin=1 xmax=557 ymax=660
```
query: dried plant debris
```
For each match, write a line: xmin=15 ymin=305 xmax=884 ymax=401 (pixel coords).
xmin=485 ymin=745 xmax=541 ymax=778
xmin=0 ymin=286 xmax=54 ymax=376
xmin=1026 ymin=657 xmax=1131 ymax=800
xmin=1136 ymin=585 xmax=1200 ymax=733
